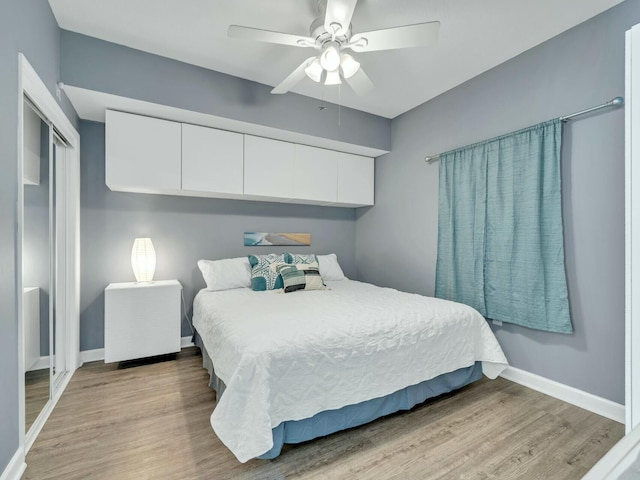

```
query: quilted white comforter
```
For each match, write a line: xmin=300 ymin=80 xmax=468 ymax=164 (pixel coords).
xmin=193 ymin=280 xmax=508 ymax=462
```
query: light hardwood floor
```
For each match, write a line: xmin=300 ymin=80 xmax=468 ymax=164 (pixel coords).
xmin=25 ymin=348 xmax=623 ymax=480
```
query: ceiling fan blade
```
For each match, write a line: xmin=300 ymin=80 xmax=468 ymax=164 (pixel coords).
xmin=324 ymin=0 xmax=358 ymax=37
xmin=271 ymin=57 xmax=317 ymax=94
xmin=228 ymin=25 xmax=316 ymax=48
xmin=349 ymin=21 xmax=440 ymax=52
xmin=344 ymin=67 xmax=375 ymax=96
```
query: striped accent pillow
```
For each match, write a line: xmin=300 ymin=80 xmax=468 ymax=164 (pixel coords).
xmin=276 ymin=262 xmax=326 ymax=293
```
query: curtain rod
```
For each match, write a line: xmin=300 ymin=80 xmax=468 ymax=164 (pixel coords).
xmin=424 ymin=96 xmax=624 ymax=164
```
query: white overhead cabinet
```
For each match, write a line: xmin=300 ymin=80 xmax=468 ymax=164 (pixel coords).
xmin=337 ymin=152 xmax=374 ymax=206
xmin=106 ymin=110 xmax=182 ymax=194
xmin=243 ymin=135 xmax=295 ymax=201
xmin=293 ymin=144 xmax=338 ymax=204
xmin=105 ymin=110 xmax=374 ymax=207
xmin=182 ymin=124 xmax=243 ymax=196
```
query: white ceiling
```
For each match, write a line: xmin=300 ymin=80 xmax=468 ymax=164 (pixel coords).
xmin=49 ymin=0 xmax=623 ymax=119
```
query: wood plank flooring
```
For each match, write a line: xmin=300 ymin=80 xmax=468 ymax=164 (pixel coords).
xmin=25 ymin=347 xmax=623 ymax=480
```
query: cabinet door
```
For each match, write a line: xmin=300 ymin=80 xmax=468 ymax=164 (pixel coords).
xmin=182 ymin=124 xmax=243 ymax=194
xmin=337 ymin=153 xmax=374 ymax=206
xmin=105 ymin=110 xmax=181 ymax=192
xmin=244 ymin=135 xmax=295 ymax=199
xmin=293 ymin=144 xmax=338 ymax=203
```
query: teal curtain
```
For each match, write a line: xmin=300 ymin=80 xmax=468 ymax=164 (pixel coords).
xmin=435 ymin=119 xmax=572 ymax=334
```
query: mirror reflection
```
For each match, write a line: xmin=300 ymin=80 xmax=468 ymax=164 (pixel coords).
xmin=23 ymin=100 xmax=51 ymax=431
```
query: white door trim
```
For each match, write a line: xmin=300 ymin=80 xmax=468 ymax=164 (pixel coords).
xmin=626 ymin=25 xmax=640 ymax=435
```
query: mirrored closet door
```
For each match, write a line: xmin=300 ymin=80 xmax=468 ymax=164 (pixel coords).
xmin=19 ymin=54 xmax=81 ymax=454
xmin=22 ymin=99 xmax=69 ymax=434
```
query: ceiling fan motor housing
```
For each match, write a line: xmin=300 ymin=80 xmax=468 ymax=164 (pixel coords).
xmin=309 ymin=16 xmax=351 ymax=47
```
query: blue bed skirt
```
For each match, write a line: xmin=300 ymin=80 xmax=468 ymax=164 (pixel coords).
xmin=193 ymin=332 xmax=482 ymax=460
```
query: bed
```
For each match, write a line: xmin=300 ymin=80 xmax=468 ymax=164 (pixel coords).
xmin=192 ymin=275 xmax=508 ymax=463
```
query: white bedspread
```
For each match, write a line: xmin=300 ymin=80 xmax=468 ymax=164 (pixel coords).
xmin=193 ymin=280 xmax=508 ymax=462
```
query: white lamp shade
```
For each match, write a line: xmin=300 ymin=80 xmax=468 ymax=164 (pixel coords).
xmin=304 ymin=58 xmax=323 ymax=83
xmin=324 ymin=69 xmax=342 ymax=86
xmin=340 ymin=53 xmax=360 ymax=79
xmin=131 ymin=237 xmax=156 ymax=283
xmin=320 ymin=43 xmax=341 ymax=71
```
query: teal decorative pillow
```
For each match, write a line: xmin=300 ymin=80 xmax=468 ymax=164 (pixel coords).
xmin=248 ymin=253 xmax=287 ymax=291
xmin=286 ymin=253 xmax=318 ymax=264
xmin=276 ymin=262 xmax=326 ymax=293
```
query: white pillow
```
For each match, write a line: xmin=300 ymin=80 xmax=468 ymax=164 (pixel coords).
xmin=317 ymin=253 xmax=346 ymax=281
xmin=197 ymin=257 xmax=251 ymax=291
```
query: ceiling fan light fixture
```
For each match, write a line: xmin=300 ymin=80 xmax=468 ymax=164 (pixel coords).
xmin=320 ymin=42 xmax=341 ymax=71
xmin=340 ymin=53 xmax=360 ymax=79
xmin=305 ymin=58 xmax=323 ymax=82
xmin=325 ymin=69 xmax=342 ymax=86
xmin=230 ymin=0 xmax=442 ymax=97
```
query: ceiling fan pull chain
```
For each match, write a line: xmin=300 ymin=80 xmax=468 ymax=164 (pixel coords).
xmin=319 ymin=84 xmax=327 ymax=111
xmin=338 ymin=83 xmax=342 ymax=126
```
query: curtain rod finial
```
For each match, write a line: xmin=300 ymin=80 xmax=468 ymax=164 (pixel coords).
xmin=612 ymin=96 xmax=624 ymax=107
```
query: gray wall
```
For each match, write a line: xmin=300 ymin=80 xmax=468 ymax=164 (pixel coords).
xmin=356 ymin=2 xmax=636 ymax=404
xmin=80 ymin=121 xmax=356 ymax=351
xmin=60 ymin=31 xmax=391 ymax=153
xmin=60 ymin=31 xmax=389 ymax=352
xmin=0 ymin=0 xmax=77 ymax=473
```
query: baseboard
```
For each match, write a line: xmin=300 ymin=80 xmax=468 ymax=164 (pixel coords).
xmin=79 ymin=348 xmax=104 ymax=364
xmin=79 ymin=337 xmax=194 ymax=364
xmin=500 ymin=366 xmax=625 ymax=424
xmin=0 ymin=447 xmax=26 ymax=480
xmin=28 ymin=355 xmax=49 ymax=372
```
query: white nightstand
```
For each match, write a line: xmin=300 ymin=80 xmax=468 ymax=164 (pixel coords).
xmin=104 ymin=280 xmax=182 ymax=363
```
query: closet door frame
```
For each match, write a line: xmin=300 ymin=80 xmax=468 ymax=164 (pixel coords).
xmin=17 ymin=53 xmax=81 ymax=460
xmin=627 ymin=24 xmax=640 ymax=434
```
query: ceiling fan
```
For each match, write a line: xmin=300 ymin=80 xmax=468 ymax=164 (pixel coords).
xmin=228 ymin=0 xmax=440 ymax=96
